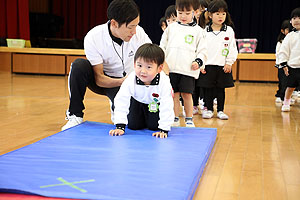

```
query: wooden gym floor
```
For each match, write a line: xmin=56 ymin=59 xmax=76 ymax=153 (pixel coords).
xmin=0 ymin=72 xmax=299 ymax=200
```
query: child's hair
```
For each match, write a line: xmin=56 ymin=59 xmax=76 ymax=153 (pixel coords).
xmin=207 ymin=0 xmax=234 ymax=27
xmin=159 ymin=17 xmax=167 ymax=27
xmin=107 ymin=0 xmax=139 ymax=26
xmin=134 ymin=43 xmax=165 ymax=66
xmin=277 ymin=20 xmax=291 ymax=43
xmin=291 ymin=7 xmax=300 ymax=18
xmin=176 ymin=0 xmax=200 ymax=11
xmin=199 ymin=0 xmax=210 ymax=9
xmin=165 ymin=5 xmax=177 ymax=19
xmin=198 ymin=0 xmax=210 ymax=28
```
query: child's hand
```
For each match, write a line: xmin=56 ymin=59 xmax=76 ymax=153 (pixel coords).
xmin=152 ymin=131 xmax=168 ymax=138
xmin=200 ymin=66 xmax=206 ymax=74
xmin=283 ymin=66 xmax=289 ymax=76
xmin=109 ymin=129 xmax=125 ymax=136
xmin=191 ymin=61 xmax=199 ymax=71
xmin=223 ymin=64 xmax=232 ymax=73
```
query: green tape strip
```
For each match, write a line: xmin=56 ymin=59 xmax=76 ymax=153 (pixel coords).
xmin=40 ymin=178 xmax=95 ymax=193
xmin=57 ymin=177 xmax=87 ymax=193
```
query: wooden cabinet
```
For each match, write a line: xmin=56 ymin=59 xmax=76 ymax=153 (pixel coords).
xmin=0 ymin=47 xmax=279 ymax=82
xmin=13 ymin=54 xmax=65 ymax=74
xmin=238 ymin=60 xmax=277 ymax=81
xmin=231 ymin=61 xmax=238 ymax=80
xmin=0 ymin=52 xmax=12 ymax=72
xmin=237 ymin=53 xmax=277 ymax=82
xmin=0 ymin=47 xmax=85 ymax=75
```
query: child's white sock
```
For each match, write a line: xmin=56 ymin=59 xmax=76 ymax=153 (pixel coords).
xmin=283 ymin=98 xmax=291 ymax=105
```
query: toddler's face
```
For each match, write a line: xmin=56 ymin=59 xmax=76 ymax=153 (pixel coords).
xmin=210 ymin=10 xmax=226 ymax=26
xmin=161 ymin=22 xmax=167 ymax=31
xmin=177 ymin=6 xmax=194 ymax=25
xmin=281 ymin=28 xmax=289 ymax=35
xmin=195 ymin=6 xmax=206 ymax=20
xmin=134 ymin=58 xmax=162 ymax=85
xmin=291 ymin=16 xmax=300 ymax=30
xmin=166 ymin=15 xmax=177 ymax=25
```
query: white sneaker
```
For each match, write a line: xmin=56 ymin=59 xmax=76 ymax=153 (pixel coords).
xmin=292 ymin=91 xmax=298 ymax=98
xmin=202 ymin=110 xmax=214 ymax=119
xmin=275 ymin=97 xmax=282 ymax=103
xmin=281 ymin=104 xmax=290 ymax=112
xmin=185 ymin=120 xmax=195 ymax=127
xmin=199 ymin=104 xmax=204 ymax=110
xmin=61 ymin=111 xmax=83 ymax=131
xmin=199 ymin=98 xmax=204 ymax=106
xmin=291 ymin=98 xmax=295 ymax=105
xmin=213 ymin=98 xmax=217 ymax=105
xmin=193 ymin=106 xmax=199 ymax=115
xmin=172 ymin=119 xmax=180 ymax=127
xmin=217 ymin=111 xmax=229 ymax=120
xmin=199 ymin=99 xmax=205 ymax=110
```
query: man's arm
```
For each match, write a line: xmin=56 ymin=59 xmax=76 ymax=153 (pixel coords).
xmin=93 ymin=64 xmax=126 ymax=88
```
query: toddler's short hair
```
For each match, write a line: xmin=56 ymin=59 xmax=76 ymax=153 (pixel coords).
xmin=134 ymin=43 xmax=165 ymax=66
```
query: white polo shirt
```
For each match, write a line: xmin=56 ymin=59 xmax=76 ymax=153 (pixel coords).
xmin=84 ymin=22 xmax=152 ymax=77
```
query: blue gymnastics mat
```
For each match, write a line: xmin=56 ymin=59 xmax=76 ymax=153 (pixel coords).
xmin=0 ymin=121 xmax=217 ymax=200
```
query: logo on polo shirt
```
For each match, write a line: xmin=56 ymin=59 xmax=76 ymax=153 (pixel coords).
xmin=128 ymin=51 xmax=134 ymax=57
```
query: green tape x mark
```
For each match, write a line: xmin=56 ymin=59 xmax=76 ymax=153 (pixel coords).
xmin=40 ymin=177 xmax=95 ymax=193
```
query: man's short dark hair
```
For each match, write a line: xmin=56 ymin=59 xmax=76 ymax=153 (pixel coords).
xmin=134 ymin=43 xmax=165 ymax=66
xmin=107 ymin=0 xmax=140 ymax=26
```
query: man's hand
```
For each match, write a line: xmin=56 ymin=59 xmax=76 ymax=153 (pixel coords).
xmin=152 ymin=131 xmax=168 ymax=138
xmin=109 ymin=129 xmax=125 ymax=136
xmin=93 ymin=64 xmax=125 ymax=88
xmin=223 ymin=64 xmax=232 ymax=73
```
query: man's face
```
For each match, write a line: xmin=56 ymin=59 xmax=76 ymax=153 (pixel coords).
xmin=114 ymin=16 xmax=140 ymax=42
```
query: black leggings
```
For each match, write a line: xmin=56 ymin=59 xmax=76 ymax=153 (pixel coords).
xmin=204 ymin=87 xmax=225 ymax=112
xmin=275 ymin=68 xmax=288 ymax=100
xmin=68 ymin=58 xmax=120 ymax=117
xmin=193 ymin=86 xmax=204 ymax=106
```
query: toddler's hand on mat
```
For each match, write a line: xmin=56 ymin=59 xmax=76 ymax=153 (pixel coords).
xmin=109 ymin=129 xmax=125 ymax=136
xmin=152 ymin=131 xmax=168 ymax=138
